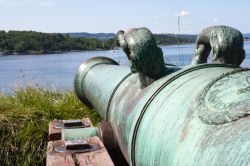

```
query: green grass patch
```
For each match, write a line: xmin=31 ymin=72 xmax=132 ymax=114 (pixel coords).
xmin=0 ymin=86 xmax=100 ymax=166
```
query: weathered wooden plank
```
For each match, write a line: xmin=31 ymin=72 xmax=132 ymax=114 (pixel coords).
xmin=48 ymin=121 xmax=62 ymax=141
xmin=76 ymin=137 xmax=114 ymax=166
xmin=46 ymin=137 xmax=114 ymax=166
xmin=47 ymin=140 xmax=75 ymax=166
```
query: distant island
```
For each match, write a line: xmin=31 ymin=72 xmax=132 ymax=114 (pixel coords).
xmin=0 ymin=30 xmax=198 ymax=55
xmin=0 ymin=31 xmax=116 ymax=55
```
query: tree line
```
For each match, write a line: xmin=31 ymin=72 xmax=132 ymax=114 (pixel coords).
xmin=154 ymin=34 xmax=196 ymax=45
xmin=0 ymin=30 xmax=116 ymax=54
xmin=0 ymin=30 xmax=196 ymax=55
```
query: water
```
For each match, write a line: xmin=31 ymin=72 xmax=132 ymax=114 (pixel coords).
xmin=1 ymin=43 xmax=250 ymax=93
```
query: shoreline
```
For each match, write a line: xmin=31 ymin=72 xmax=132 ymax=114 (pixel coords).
xmin=0 ymin=43 xmax=195 ymax=56
xmin=0 ymin=49 xmax=112 ymax=56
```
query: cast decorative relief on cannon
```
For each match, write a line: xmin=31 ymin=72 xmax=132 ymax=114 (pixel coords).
xmin=71 ymin=26 xmax=250 ymax=166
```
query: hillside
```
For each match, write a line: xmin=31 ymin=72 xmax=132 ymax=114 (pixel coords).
xmin=0 ymin=31 xmax=116 ymax=55
xmin=67 ymin=32 xmax=115 ymax=40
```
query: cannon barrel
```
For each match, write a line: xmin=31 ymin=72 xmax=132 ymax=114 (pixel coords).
xmin=74 ymin=28 xmax=250 ymax=166
xmin=74 ymin=57 xmax=250 ymax=166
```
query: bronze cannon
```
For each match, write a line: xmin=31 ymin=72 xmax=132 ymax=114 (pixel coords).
xmin=74 ymin=27 xmax=250 ymax=166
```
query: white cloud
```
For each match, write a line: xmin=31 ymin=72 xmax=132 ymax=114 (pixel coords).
xmin=175 ymin=10 xmax=190 ymax=17
xmin=213 ymin=18 xmax=220 ymax=23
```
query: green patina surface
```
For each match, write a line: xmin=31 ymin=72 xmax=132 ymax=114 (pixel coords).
xmin=198 ymin=68 xmax=250 ymax=124
xmin=192 ymin=25 xmax=245 ymax=66
xmin=116 ymin=28 xmax=169 ymax=88
xmin=74 ymin=27 xmax=250 ymax=166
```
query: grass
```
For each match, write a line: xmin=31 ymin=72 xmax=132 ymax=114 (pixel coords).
xmin=0 ymin=86 xmax=100 ymax=166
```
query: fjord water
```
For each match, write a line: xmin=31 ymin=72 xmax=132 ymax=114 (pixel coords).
xmin=1 ymin=43 xmax=250 ymax=93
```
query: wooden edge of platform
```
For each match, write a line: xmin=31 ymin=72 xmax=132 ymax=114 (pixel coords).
xmin=46 ymin=136 xmax=114 ymax=166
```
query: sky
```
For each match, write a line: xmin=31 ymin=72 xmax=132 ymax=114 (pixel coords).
xmin=0 ymin=0 xmax=249 ymax=34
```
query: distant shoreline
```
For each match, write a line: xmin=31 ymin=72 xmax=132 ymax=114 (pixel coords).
xmin=0 ymin=49 xmax=111 ymax=56
xmin=0 ymin=44 xmax=193 ymax=56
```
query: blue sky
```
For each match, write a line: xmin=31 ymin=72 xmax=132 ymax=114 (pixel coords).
xmin=0 ymin=0 xmax=249 ymax=34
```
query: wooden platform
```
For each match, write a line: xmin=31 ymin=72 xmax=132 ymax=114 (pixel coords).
xmin=47 ymin=118 xmax=114 ymax=166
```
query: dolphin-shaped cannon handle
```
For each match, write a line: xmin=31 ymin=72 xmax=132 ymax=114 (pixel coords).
xmin=116 ymin=28 xmax=168 ymax=88
xmin=192 ymin=25 xmax=245 ymax=66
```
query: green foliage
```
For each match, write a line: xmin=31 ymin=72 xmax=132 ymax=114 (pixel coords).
xmin=154 ymin=34 xmax=196 ymax=45
xmin=0 ymin=86 xmax=100 ymax=166
xmin=0 ymin=30 xmax=116 ymax=54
